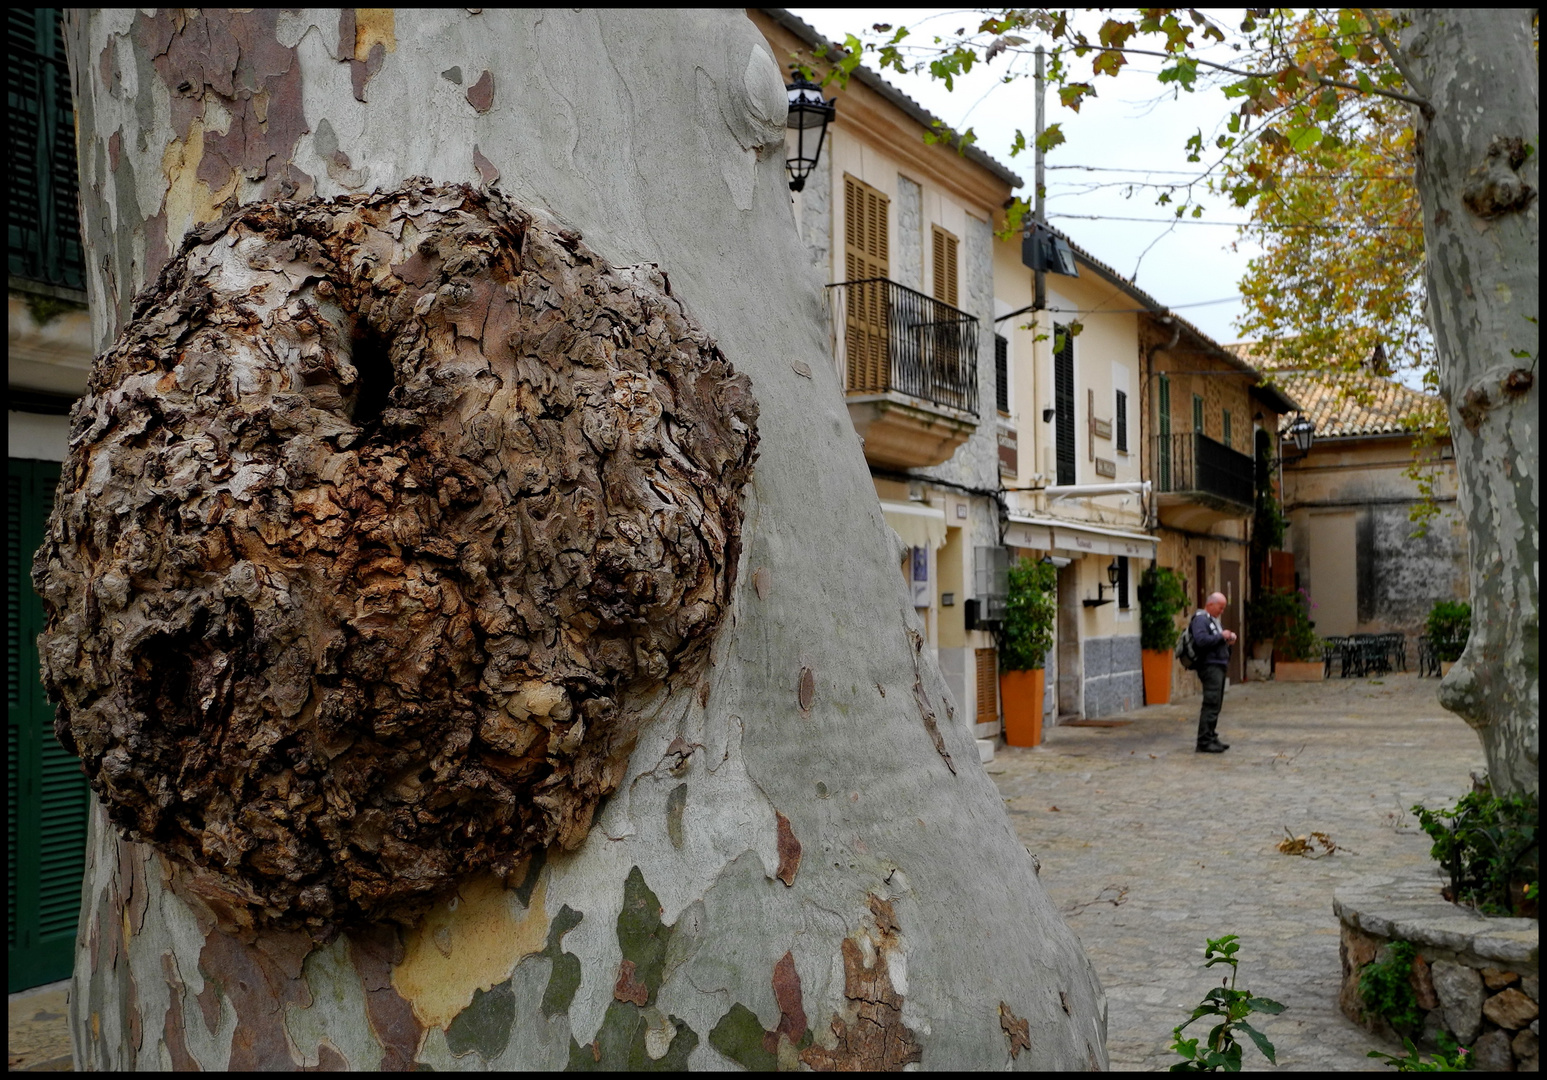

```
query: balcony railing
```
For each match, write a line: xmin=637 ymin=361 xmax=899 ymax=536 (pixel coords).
xmin=827 ymin=278 xmax=979 ymax=416
xmin=1153 ymin=432 xmax=1254 ymax=507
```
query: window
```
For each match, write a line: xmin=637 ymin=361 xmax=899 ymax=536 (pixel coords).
xmin=975 ymin=648 xmax=998 ymax=725
xmin=1054 ymin=323 xmax=1076 ymax=485
xmin=931 ymin=225 xmax=959 ymax=307
xmin=1157 ymin=375 xmax=1172 ymax=490
xmin=1222 ymin=409 xmax=1233 ymax=449
xmin=8 ymin=10 xmax=85 ymax=290
xmin=994 ymin=334 xmax=1009 ymax=414
xmin=1196 ymin=554 xmax=1207 ymax=609
xmin=1193 ymin=394 xmax=1205 ymax=434
xmin=1115 ymin=389 xmax=1128 ymax=452
xmin=1117 ymin=556 xmax=1130 ymax=609
xmin=842 ymin=175 xmax=890 ymax=393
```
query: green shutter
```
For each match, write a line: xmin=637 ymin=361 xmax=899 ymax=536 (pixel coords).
xmin=7 ymin=9 xmax=85 ymax=290
xmin=8 ymin=457 xmax=88 ymax=992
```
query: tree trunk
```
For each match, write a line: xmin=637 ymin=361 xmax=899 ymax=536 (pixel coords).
xmin=56 ymin=10 xmax=1106 ymax=1069
xmin=1401 ymin=9 xmax=1539 ymax=797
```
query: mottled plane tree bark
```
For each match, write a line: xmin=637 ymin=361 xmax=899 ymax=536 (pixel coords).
xmin=1398 ymin=9 xmax=1538 ymax=797
xmin=49 ymin=9 xmax=1105 ymax=1071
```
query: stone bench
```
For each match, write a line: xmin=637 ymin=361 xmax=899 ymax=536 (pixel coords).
xmin=1335 ymin=874 xmax=1539 ymax=1071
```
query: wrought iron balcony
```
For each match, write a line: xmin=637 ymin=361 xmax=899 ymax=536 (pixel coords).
xmin=827 ymin=278 xmax=980 ymax=415
xmin=1152 ymin=432 xmax=1254 ymax=527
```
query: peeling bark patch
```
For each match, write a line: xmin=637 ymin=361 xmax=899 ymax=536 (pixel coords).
xmin=768 ymin=950 xmax=809 ymax=1051
xmin=665 ymin=783 xmax=688 ymax=848
xmin=348 ymin=925 xmax=424 ymax=1070
xmin=35 ymin=182 xmax=758 ymax=930
xmin=709 ymin=1004 xmax=779 ymax=1070
xmin=162 ymin=953 xmax=201 ymax=1070
xmin=472 ymin=145 xmax=500 ymax=188
xmin=798 ymin=666 xmax=815 ymax=713
xmin=466 ymin=70 xmax=495 ymax=113
xmin=999 ymin=1001 xmax=1031 ymax=1059
xmin=441 ymin=66 xmax=463 ymax=85
xmin=775 ymin=811 xmax=801 ymax=886
xmin=800 ymin=895 xmax=923 ymax=1071
xmin=613 ymin=958 xmax=650 ymax=1006
xmin=444 ymin=978 xmax=515 ymax=1060
xmin=752 ymin=566 xmax=770 ymax=599
xmin=196 ymin=924 xmax=317 ymax=1069
xmin=567 ymin=867 xmax=699 ymax=1069
xmin=539 ymin=905 xmax=584 ymax=1018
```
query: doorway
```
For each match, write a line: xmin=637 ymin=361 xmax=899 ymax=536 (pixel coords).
xmin=1220 ymin=558 xmax=1243 ymax=684
xmin=1056 ymin=562 xmax=1081 ymax=719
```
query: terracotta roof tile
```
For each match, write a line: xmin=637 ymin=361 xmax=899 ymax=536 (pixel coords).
xmin=1224 ymin=341 xmax=1441 ymax=438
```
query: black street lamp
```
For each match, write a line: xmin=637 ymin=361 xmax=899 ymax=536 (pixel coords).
xmin=1287 ymin=414 xmax=1316 ymax=456
xmin=784 ymin=70 xmax=835 ymax=193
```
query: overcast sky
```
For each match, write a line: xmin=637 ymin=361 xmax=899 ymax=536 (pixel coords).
xmin=787 ymin=9 xmax=1265 ymax=346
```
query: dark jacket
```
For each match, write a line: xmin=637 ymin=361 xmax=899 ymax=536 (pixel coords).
xmin=1189 ymin=610 xmax=1231 ymax=667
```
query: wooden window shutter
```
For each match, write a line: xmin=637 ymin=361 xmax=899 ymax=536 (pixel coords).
xmin=843 ymin=175 xmax=890 ymax=393
xmin=975 ymin=648 xmax=998 ymax=725
xmin=1115 ymin=389 xmax=1128 ymax=452
xmin=1054 ymin=323 xmax=1076 ymax=485
xmin=9 ymin=458 xmax=88 ymax=991
xmin=931 ymin=226 xmax=958 ymax=307
xmin=994 ymin=334 xmax=1009 ymax=414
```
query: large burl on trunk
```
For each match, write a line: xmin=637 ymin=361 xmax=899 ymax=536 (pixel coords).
xmin=33 ymin=183 xmax=757 ymax=930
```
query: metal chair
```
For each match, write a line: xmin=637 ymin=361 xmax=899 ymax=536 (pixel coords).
xmin=1417 ymin=635 xmax=1440 ymax=677
xmin=1322 ymin=635 xmax=1352 ymax=678
xmin=1379 ymin=633 xmax=1407 ymax=673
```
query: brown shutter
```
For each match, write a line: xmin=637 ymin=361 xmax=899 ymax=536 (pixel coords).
xmin=931 ymin=226 xmax=958 ymax=307
xmin=975 ymin=648 xmax=998 ymax=725
xmin=843 ymin=175 xmax=890 ymax=393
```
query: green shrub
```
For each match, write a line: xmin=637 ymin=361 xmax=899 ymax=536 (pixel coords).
xmin=1139 ymin=565 xmax=1189 ymax=652
xmin=1368 ymin=1033 xmax=1471 ymax=1071
xmin=1168 ymin=934 xmax=1283 ymax=1072
xmin=1412 ymin=783 xmax=1539 ymax=916
xmin=1001 ymin=557 xmax=1057 ymax=671
xmin=1424 ymin=601 xmax=1471 ymax=662
xmin=1359 ymin=940 xmax=1422 ymax=1034
xmin=1248 ymin=587 xmax=1321 ymax=662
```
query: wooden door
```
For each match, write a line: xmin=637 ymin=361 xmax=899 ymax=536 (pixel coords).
xmin=1220 ymin=558 xmax=1243 ymax=685
xmin=843 ymin=175 xmax=889 ymax=393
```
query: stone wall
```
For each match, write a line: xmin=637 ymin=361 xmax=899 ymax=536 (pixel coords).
xmin=1082 ymin=635 xmax=1143 ymax=719
xmin=1336 ymin=880 xmax=1538 ymax=1070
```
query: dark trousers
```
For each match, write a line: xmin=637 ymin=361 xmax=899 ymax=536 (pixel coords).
xmin=1197 ymin=664 xmax=1227 ymax=746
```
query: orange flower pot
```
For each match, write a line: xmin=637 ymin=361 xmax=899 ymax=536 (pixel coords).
xmin=1000 ymin=668 xmax=1044 ymax=748
xmin=1142 ymin=649 xmax=1173 ymax=706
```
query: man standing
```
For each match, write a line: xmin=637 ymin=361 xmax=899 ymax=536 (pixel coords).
xmin=1191 ymin=592 xmax=1236 ymax=753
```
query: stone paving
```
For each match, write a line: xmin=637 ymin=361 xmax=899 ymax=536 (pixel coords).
xmin=7 ymin=980 xmax=72 ymax=1072
xmin=987 ymin=671 xmax=1490 ymax=1071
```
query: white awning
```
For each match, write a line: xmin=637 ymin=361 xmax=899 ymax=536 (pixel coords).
xmin=880 ymin=500 xmax=948 ymax=551
xmin=1006 ymin=515 xmax=1157 ymax=560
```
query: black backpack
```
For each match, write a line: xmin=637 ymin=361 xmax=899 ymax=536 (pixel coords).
xmin=1174 ymin=619 xmax=1199 ymax=670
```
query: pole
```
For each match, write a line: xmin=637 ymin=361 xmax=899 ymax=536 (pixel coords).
xmin=1033 ymin=45 xmax=1046 ymax=315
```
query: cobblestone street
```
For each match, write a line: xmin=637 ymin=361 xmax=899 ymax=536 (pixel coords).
xmin=988 ymin=671 xmax=1487 ymax=1071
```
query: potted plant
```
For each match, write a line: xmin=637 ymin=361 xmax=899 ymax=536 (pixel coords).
xmin=1272 ymin=589 xmax=1325 ymax=681
xmin=1138 ymin=565 xmax=1188 ymax=705
xmin=1000 ymin=557 xmax=1057 ymax=747
xmin=1426 ymin=600 xmax=1471 ymax=677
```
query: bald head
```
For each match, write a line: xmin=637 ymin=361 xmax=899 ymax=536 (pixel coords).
xmin=1205 ymin=592 xmax=1228 ymax=616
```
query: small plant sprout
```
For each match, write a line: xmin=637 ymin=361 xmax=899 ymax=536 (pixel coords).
xmin=1169 ymin=935 xmax=1284 ymax=1072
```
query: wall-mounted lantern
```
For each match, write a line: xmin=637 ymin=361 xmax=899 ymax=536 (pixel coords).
xmin=1287 ymin=414 xmax=1316 ymax=456
xmin=1083 ymin=559 xmax=1121 ymax=607
xmin=785 ymin=70 xmax=835 ymax=193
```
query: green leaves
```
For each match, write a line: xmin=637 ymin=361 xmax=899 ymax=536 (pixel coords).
xmin=1001 ymin=557 xmax=1057 ymax=671
xmin=1034 ymin=123 xmax=1066 ymax=154
xmin=1169 ymin=935 xmax=1282 ymax=1072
